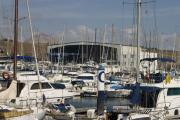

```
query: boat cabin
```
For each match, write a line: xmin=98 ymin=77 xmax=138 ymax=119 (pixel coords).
xmin=131 ymin=81 xmax=180 ymax=116
xmin=15 ymin=72 xmax=75 ymax=104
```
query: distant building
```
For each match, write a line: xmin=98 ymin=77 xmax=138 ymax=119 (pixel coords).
xmin=47 ymin=42 xmax=158 ymax=71
xmin=118 ymin=46 xmax=158 ymax=71
xmin=47 ymin=41 xmax=118 ymax=64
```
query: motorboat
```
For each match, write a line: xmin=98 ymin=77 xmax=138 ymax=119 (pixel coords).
xmin=105 ymin=83 xmax=132 ymax=98
xmin=73 ymin=72 xmax=97 ymax=87
xmin=119 ymin=76 xmax=180 ymax=120
xmin=14 ymin=72 xmax=77 ymax=105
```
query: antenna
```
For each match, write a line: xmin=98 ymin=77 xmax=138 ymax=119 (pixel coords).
xmin=123 ymin=0 xmax=155 ymax=5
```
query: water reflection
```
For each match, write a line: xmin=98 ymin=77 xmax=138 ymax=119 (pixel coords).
xmin=65 ymin=97 xmax=130 ymax=111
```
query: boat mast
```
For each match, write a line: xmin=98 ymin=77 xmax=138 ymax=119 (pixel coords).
xmin=81 ymin=29 xmax=84 ymax=64
xmin=14 ymin=0 xmax=18 ymax=81
xmin=62 ymin=31 xmax=64 ymax=73
xmin=26 ymin=0 xmax=42 ymax=90
xmin=136 ymin=0 xmax=141 ymax=83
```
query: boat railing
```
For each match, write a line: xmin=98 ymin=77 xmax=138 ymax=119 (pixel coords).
xmin=14 ymin=96 xmax=44 ymax=108
xmin=156 ymin=102 xmax=171 ymax=109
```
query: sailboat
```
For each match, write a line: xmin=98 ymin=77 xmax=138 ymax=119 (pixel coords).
xmin=0 ymin=0 xmax=45 ymax=119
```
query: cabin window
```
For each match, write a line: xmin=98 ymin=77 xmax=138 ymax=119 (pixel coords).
xmin=31 ymin=83 xmax=40 ymax=90
xmin=41 ymin=82 xmax=52 ymax=89
xmin=17 ymin=83 xmax=25 ymax=97
xmin=132 ymin=118 xmax=151 ymax=120
xmin=77 ymin=76 xmax=93 ymax=80
xmin=51 ymin=83 xmax=65 ymax=89
xmin=31 ymin=82 xmax=52 ymax=90
xmin=167 ymin=88 xmax=180 ymax=96
xmin=0 ymin=66 xmax=5 ymax=69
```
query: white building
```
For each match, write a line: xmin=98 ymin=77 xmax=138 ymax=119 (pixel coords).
xmin=117 ymin=45 xmax=158 ymax=72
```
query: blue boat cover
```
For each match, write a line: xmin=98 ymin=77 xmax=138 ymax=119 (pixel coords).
xmin=130 ymin=83 xmax=140 ymax=104
xmin=110 ymin=85 xmax=124 ymax=90
xmin=10 ymin=56 xmax=34 ymax=61
xmin=130 ymin=83 xmax=162 ymax=104
xmin=16 ymin=56 xmax=34 ymax=60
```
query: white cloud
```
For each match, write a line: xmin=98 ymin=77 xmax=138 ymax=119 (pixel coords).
xmin=51 ymin=25 xmax=95 ymax=43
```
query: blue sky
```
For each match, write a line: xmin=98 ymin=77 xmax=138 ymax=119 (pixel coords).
xmin=1 ymin=0 xmax=180 ymax=37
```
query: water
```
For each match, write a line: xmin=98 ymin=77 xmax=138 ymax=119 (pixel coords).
xmin=65 ymin=97 xmax=130 ymax=111
xmin=45 ymin=97 xmax=130 ymax=120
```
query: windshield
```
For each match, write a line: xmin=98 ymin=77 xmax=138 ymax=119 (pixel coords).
xmin=51 ymin=83 xmax=65 ymax=89
xmin=31 ymin=82 xmax=52 ymax=90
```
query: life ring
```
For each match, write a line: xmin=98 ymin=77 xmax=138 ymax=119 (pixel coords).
xmin=2 ymin=71 xmax=10 ymax=80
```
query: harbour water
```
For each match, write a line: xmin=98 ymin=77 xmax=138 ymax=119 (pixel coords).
xmin=44 ymin=97 xmax=131 ymax=120
xmin=66 ymin=97 xmax=130 ymax=111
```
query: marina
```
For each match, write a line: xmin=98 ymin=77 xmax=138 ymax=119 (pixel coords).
xmin=0 ymin=0 xmax=180 ymax=120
